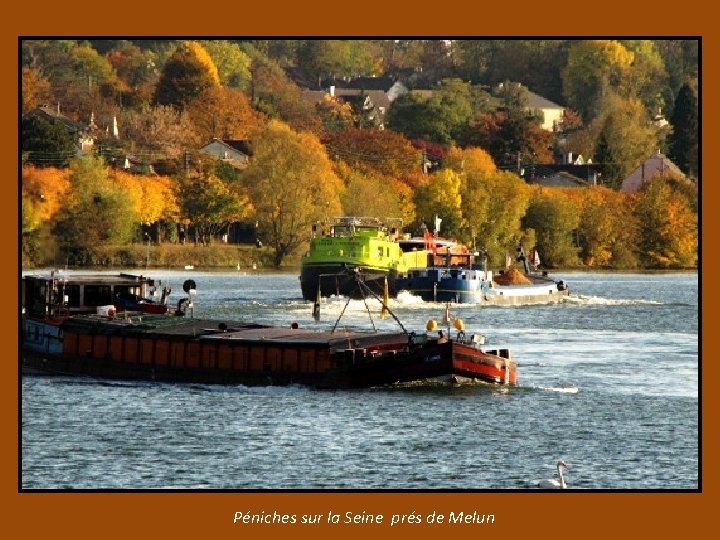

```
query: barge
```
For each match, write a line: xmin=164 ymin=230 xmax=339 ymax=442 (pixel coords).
xmin=22 ymin=273 xmax=517 ymax=389
xmin=395 ymin=246 xmax=569 ymax=305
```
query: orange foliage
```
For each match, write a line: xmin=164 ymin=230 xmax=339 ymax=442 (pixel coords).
xmin=21 ymin=165 xmax=70 ymax=222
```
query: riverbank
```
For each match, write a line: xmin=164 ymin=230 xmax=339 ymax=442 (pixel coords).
xmin=21 ymin=243 xmax=303 ymax=272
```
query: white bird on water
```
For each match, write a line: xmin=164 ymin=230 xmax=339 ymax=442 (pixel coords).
xmin=538 ymin=460 xmax=568 ymax=489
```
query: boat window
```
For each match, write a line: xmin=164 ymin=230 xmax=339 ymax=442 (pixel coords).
xmin=64 ymin=284 xmax=81 ymax=307
xmin=84 ymin=285 xmax=112 ymax=306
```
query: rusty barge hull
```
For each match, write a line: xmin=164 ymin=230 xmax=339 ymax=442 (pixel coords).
xmin=22 ymin=315 xmax=517 ymax=389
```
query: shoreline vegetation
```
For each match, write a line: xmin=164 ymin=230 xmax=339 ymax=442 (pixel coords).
xmin=21 ymin=242 xmax=697 ymax=274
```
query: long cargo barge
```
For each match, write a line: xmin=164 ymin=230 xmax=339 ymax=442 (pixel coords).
xmin=21 ymin=272 xmax=518 ymax=389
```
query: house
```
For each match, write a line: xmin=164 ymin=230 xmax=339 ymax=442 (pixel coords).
xmin=525 ymin=90 xmax=565 ymax=132
xmin=199 ymin=138 xmax=253 ymax=170
xmin=620 ymin=150 xmax=685 ymax=193
xmin=302 ymin=86 xmax=390 ymax=128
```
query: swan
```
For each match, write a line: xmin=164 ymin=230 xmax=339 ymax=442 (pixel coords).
xmin=538 ymin=460 xmax=568 ymax=489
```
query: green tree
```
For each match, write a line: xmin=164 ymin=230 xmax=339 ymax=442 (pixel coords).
xmin=296 ymin=40 xmax=379 ymax=83
xmin=178 ymin=174 xmax=251 ymax=245
xmin=620 ymin=40 xmax=668 ymax=115
xmin=413 ymin=169 xmax=465 ymax=238
xmin=562 ymin=40 xmax=635 ymax=123
xmin=153 ymin=41 xmax=220 ymax=109
xmin=200 ymin=40 xmax=252 ymax=89
xmin=22 ymin=114 xmax=77 ymax=168
xmin=591 ymin=94 xmax=659 ymax=189
xmin=243 ymin=120 xmax=344 ymax=267
xmin=667 ymin=82 xmax=698 ymax=177
xmin=522 ymin=189 xmax=581 ymax=268
xmin=52 ymin=156 xmax=138 ymax=259
xmin=468 ymin=170 xmax=531 ymax=264
xmin=387 ymin=78 xmax=473 ymax=144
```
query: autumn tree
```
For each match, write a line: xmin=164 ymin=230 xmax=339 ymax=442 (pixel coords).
xmin=634 ymin=175 xmax=698 ymax=268
xmin=465 ymin=170 xmax=532 ymax=264
xmin=245 ymin=51 xmax=322 ymax=135
xmin=177 ymin=174 xmax=251 ymax=245
xmin=22 ymin=67 xmax=53 ymax=115
xmin=104 ymin=41 xmax=160 ymax=109
xmin=324 ymin=128 xmax=422 ymax=181
xmin=111 ymin=170 xmax=179 ymax=241
xmin=153 ymin=41 xmax=220 ymax=109
xmin=242 ymin=120 xmax=344 ymax=267
xmin=22 ymin=165 xmax=71 ymax=232
xmin=122 ymin=105 xmax=201 ymax=158
xmin=185 ymin=86 xmax=260 ymax=144
xmin=337 ymin=165 xmax=415 ymax=225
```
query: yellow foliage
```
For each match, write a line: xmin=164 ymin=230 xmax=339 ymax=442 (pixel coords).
xmin=444 ymin=145 xmax=497 ymax=175
xmin=111 ymin=170 xmax=179 ymax=224
xmin=183 ymin=41 xmax=221 ymax=86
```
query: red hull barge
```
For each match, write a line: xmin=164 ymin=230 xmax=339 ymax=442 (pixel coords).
xmin=22 ymin=315 xmax=517 ymax=389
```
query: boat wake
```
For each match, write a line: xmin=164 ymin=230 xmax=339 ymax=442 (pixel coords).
xmin=562 ymin=294 xmax=661 ymax=306
xmin=533 ymin=384 xmax=580 ymax=394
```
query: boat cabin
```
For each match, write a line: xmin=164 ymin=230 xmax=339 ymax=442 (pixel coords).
xmin=22 ymin=272 xmax=168 ymax=319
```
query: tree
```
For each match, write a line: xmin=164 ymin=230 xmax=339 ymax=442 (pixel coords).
xmin=667 ymin=83 xmax=698 ymax=177
xmin=185 ymin=86 xmax=261 ymax=143
xmin=22 ymin=113 xmax=77 ymax=168
xmin=634 ymin=175 xmax=698 ymax=268
xmin=111 ymin=170 xmax=179 ymax=230
xmin=413 ymin=169 xmax=465 ymax=238
xmin=562 ymin=40 xmax=635 ymax=123
xmin=122 ymin=105 xmax=200 ymax=158
xmin=52 ymin=156 xmax=139 ymax=258
xmin=522 ymin=188 xmax=581 ymax=268
xmin=178 ymin=174 xmax=251 ymax=245
xmin=591 ymin=94 xmax=660 ymax=189
xmin=386 ymin=78 xmax=474 ymax=144
xmin=296 ymin=40 xmax=379 ymax=84
xmin=242 ymin=120 xmax=344 ymax=267
xmin=22 ymin=67 xmax=53 ymax=115
xmin=246 ymin=53 xmax=322 ymax=135
xmin=200 ymin=40 xmax=252 ymax=90
xmin=153 ymin=41 xmax=220 ymax=109
xmin=467 ymin=170 xmax=531 ymax=263
xmin=338 ymin=166 xmax=415 ymax=224
xmin=575 ymin=187 xmax=635 ymax=267
xmin=620 ymin=40 xmax=668 ymax=115
xmin=324 ymin=128 xmax=422 ymax=181
xmin=21 ymin=165 xmax=71 ymax=234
